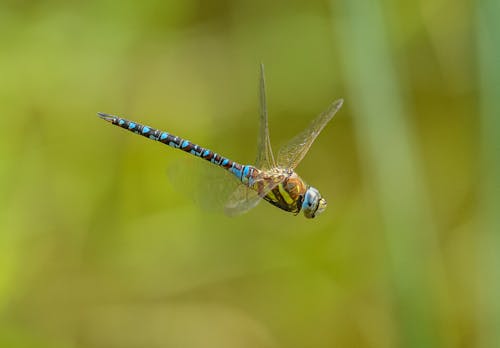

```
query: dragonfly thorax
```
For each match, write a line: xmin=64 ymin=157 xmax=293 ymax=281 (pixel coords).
xmin=261 ymin=170 xmax=308 ymax=215
xmin=260 ymin=170 xmax=326 ymax=218
xmin=302 ymin=186 xmax=327 ymax=218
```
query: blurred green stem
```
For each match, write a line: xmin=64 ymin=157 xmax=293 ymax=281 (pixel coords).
xmin=477 ymin=1 xmax=500 ymax=347
xmin=332 ymin=1 xmax=445 ymax=347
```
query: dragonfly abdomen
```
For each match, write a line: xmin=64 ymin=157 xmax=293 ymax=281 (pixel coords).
xmin=98 ymin=112 xmax=257 ymax=185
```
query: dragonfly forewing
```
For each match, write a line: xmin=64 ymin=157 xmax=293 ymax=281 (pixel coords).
xmin=276 ymin=98 xmax=343 ymax=170
xmin=255 ymin=63 xmax=276 ymax=170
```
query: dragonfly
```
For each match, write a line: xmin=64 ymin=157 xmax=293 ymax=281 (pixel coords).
xmin=98 ymin=64 xmax=343 ymax=218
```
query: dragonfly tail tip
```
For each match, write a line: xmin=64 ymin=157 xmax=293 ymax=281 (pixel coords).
xmin=97 ymin=112 xmax=114 ymax=122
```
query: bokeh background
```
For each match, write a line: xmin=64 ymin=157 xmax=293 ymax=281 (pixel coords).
xmin=1 ymin=0 xmax=498 ymax=347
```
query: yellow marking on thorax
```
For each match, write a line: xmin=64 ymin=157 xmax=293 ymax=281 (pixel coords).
xmin=278 ymin=183 xmax=295 ymax=205
xmin=266 ymin=190 xmax=278 ymax=202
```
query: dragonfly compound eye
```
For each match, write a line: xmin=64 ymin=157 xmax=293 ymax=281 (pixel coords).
xmin=302 ymin=187 xmax=326 ymax=218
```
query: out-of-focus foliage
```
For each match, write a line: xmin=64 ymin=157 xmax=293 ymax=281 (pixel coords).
xmin=0 ymin=1 xmax=498 ymax=347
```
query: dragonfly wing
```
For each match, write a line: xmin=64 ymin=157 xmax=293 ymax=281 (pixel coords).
xmin=255 ymin=63 xmax=276 ymax=170
xmin=277 ymin=99 xmax=343 ymax=170
xmin=224 ymin=184 xmax=264 ymax=216
xmin=167 ymin=158 xmax=242 ymax=212
xmin=224 ymin=174 xmax=283 ymax=216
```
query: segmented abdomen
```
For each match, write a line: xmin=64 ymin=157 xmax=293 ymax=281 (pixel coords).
xmin=98 ymin=112 xmax=259 ymax=185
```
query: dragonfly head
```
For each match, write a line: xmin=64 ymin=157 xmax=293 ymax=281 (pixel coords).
xmin=302 ymin=186 xmax=327 ymax=218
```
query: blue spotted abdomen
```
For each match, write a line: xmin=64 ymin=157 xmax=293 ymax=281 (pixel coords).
xmin=98 ymin=112 xmax=258 ymax=185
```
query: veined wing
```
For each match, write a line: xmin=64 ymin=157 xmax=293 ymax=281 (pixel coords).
xmin=224 ymin=173 xmax=284 ymax=216
xmin=254 ymin=63 xmax=276 ymax=170
xmin=167 ymin=157 xmax=242 ymax=212
xmin=224 ymin=185 xmax=263 ymax=216
xmin=277 ymin=99 xmax=343 ymax=170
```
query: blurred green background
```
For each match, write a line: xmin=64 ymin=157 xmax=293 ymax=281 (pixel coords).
xmin=1 ymin=0 xmax=498 ymax=347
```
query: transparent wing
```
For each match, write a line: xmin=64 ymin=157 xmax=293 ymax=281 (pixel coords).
xmin=224 ymin=174 xmax=284 ymax=216
xmin=167 ymin=158 xmax=241 ymax=212
xmin=224 ymin=184 xmax=264 ymax=216
xmin=255 ymin=63 xmax=276 ymax=170
xmin=277 ymin=99 xmax=343 ymax=170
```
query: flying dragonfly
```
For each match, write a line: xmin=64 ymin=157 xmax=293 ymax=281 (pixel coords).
xmin=98 ymin=64 xmax=343 ymax=218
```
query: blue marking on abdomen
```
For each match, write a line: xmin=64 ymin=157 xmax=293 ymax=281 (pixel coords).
xmin=230 ymin=164 xmax=243 ymax=179
xmin=241 ymin=167 xmax=248 ymax=184
xmin=102 ymin=114 xmax=246 ymax=179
